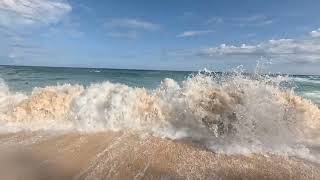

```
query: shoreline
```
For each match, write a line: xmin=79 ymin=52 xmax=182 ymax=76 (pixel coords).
xmin=1 ymin=131 xmax=319 ymax=180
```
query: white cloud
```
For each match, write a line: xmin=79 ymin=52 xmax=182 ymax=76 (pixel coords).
xmin=207 ymin=15 xmax=273 ymax=27
xmin=177 ymin=30 xmax=213 ymax=38
xmin=106 ymin=31 xmax=138 ymax=39
xmin=3 ymin=35 xmax=50 ymax=65
xmin=200 ymin=28 xmax=320 ymax=64
xmin=206 ymin=17 xmax=223 ymax=24
xmin=0 ymin=0 xmax=72 ymax=28
xmin=104 ymin=18 xmax=160 ymax=38
xmin=236 ymin=15 xmax=274 ymax=26
xmin=0 ymin=0 xmax=73 ymax=63
xmin=9 ymin=43 xmax=48 ymax=59
xmin=104 ymin=18 xmax=160 ymax=31
xmin=310 ymin=28 xmax=320 ymax=38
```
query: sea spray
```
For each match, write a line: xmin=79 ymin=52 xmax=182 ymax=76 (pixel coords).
xmin=0 ymin=71 xmax=320 ymax=162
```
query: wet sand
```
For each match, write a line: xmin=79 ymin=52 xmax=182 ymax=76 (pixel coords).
xmin=0 ymin=131 xmax=319 ymax=180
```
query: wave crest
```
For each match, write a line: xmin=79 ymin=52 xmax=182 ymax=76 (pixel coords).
xmin=0 ymin=72 xmax=320 ymax=161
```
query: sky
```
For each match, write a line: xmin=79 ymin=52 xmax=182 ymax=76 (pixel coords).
xmin=0 ymin=0 xmax=320 ymax=74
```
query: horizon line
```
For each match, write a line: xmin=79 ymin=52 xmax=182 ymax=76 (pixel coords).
xmin=0 ymin=64 xmax=318 ymax=76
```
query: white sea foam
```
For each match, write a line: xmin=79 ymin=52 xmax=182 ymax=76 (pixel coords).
xmin=0 ymin=72 xmax=320 ymax=162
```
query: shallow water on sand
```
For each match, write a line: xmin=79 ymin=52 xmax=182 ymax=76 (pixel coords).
xmin=0 ymin=132 xmax=320 ymax=180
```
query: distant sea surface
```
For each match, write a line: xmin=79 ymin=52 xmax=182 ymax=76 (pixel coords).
xmin=0 ymin=65 xmax=189 ymax=91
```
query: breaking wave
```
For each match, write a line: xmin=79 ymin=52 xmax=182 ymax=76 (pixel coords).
xmin=1 ymin=71 xmax=320 ymax=162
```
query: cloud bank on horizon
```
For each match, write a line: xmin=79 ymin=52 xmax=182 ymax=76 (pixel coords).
xmin=0 ymin=0 xmax=320 ymax=74
xmin=200 ymin=33 xmax=320 ymax=65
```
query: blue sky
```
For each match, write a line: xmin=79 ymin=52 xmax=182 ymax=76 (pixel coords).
xmin=1 ymin=0 xmax=320 ymax=74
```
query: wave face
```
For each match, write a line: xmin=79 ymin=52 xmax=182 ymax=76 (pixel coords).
xmin=293 ymin=75 xmax=320 ymax=104
xmin=1 ymin=71 xmax=320 ymax=162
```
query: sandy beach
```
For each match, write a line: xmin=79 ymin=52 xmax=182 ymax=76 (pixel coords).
xmin=1 ymin=131 xmax=319 ymax=180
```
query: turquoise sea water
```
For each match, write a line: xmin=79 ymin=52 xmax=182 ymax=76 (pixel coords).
xmin=1 ymin=65 xmax=319 ymax=105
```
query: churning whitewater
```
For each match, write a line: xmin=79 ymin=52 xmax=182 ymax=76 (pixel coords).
xmin=0 ymin=71 xmax=320 ymax=163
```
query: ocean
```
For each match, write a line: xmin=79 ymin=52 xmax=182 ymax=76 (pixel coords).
xmin=1 ymin=65 xmax=320 ymax=105
xmin=0 ymin=65 xmax=320 ymax=179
